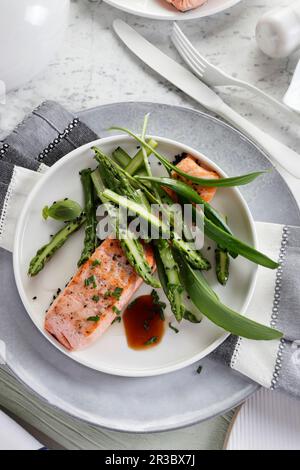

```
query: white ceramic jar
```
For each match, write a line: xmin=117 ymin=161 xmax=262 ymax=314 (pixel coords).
xmin=256 ymin=1 xmax=300 ymax=58
xmin=0 ymin=0 xmax=70 ymax=92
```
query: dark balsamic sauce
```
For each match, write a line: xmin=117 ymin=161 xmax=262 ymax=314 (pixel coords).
xmin=123 ymin=295 xmax=165 ymax=350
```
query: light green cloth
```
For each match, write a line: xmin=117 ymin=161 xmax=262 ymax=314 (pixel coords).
xmin=0 ymin=367 xmax=233 ymax=450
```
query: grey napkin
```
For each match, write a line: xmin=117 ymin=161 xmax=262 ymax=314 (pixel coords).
xmin=0 ymin=101 xmax=97 ymax=218
xmin=1 ymin=101 xmax=300 ymax=399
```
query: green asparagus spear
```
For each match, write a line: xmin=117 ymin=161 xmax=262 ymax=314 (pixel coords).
xmin=78 ymin=169 xmax=97 ymax=266
xmin=102 ymin=189 xmax=211 ymax=271
xmin=112 ymin=138 xmax=159 ymax=177
xmin=97 ymin=133 xmax=157 ymax=285
xmin=112 ymin=147 xmax=150 ymax=178
xmin=172 ymin=237 xmax=210 ymax=270
xmin=154 ymin=239 xmax=185 ymax=322
xmin=28 ymin=214 xmax=86 ymax=276
xmin=93 ymin=147 xmax=154 ymax=232
xmin=111 ymin=146 xmax=173 ymax=207
xmin=91 ymin=168 xmax=159 ymax=287
xmin=112 ymin=147 xmax=131 ymax=167
xmin=138 ymin=117 xmax=196 ymax=321
xmin=94 ymin=143 xmax=210 ymax=270
xmin=124 ymin=138 xmax=158 ymax=175
xmin=215 ymin=248 xmax=230 ymax=286
xmin=156 ymin=241 xmax=202 ymax=324
xmin=116 ymin=217 xmax=160 ymax=289
xmin=91 ymin=168 xmax=106 ymax=202
xmin=95 ymin=150 xmax=136 ymax=200
xmin=113 ymin=147 xmax=208 ymax=263
xmin=94 ymin=147 xmax=210 ymax=270
xmin=93 ymin=147 xmax=159 ymax=206
xmin=142 ymin=176 xmax=277 ymax=269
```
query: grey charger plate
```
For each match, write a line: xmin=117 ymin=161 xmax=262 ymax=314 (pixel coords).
xmin=1 ymin=102 xmax=299 ymax=433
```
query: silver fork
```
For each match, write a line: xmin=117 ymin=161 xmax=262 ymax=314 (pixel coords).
xmin=171 ymin=22 xmax=294 ymax=115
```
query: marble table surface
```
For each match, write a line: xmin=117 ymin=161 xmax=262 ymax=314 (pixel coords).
xmin=1 ymin=0 xmax=300 ymax=197
xmin=1 ymin=0 xmax=300 ymax=450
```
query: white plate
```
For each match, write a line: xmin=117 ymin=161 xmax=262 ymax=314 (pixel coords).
xmin=225 ymin=389 xmax=300 ymax=450
xmin=14 ymin=135 xmax=257 ymax=377
xmin=103 ymin=0 xmax=242 ymax=20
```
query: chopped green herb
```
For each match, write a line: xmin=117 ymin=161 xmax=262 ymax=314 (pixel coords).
xmin=112 ymin=306 xmax=121 ymax=315
xmin=159 ymin=310 xmax=165 ymax=321
xmin=143 ymin=319 xmax=150 ymax=331
xmin=112 ymin=287 xmax=123 ymax=300
xmin=105 ymin=287 xmax=123 ymax=300
xmin=92 ymin=295 xmax=100 ymax=303
xmin=92 ymin=259 xmax=101 ymax=267
xmin=87 ymin=315 xmax=100 ymax=322
xmin=169 ymin=322 xmax=179 ymax=334
xmin=196 ymin=365 xmax=203 ymax=375
xmin=144 ymin=336 xmax=158 ymax=346
xmin=151 ymin=289 xmax=160 ymax=304
xmin=84 ymin=275 xmax=97 ymax=288
xmin=112 ymin=316 xmax=121 ymax=325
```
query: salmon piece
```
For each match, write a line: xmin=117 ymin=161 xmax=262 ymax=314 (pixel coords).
xmin=45 ymin=238 xmax=155 ymax=351
xmin=166 ymin=0 xmax=207 ymax=12
xmin=165 ymin=155 xmax=219 ymax=203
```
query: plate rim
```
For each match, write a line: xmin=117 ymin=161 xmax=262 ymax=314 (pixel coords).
xmin=13 ymin=133 xmax=258 ymax=377
xmin=103 ymin=0 xmax=242 ymax=21
xmin=5 ymin=362 xmax=260 ymax=433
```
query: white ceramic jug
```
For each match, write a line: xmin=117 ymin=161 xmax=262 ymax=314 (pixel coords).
xmin=0 ymin=0 xmax=70 ymax=92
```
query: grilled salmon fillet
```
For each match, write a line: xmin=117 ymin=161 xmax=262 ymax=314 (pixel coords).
xmin=166 ymin=155 xmax=219 ymax=203
xmin=166 ymin=0 xmax=207 ymax=12
xmin=45 ymin=238 xmax=155 ymax=351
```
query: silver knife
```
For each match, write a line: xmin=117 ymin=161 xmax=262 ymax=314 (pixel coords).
xmin=113 ymin=19 xmax=300 ymax=179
